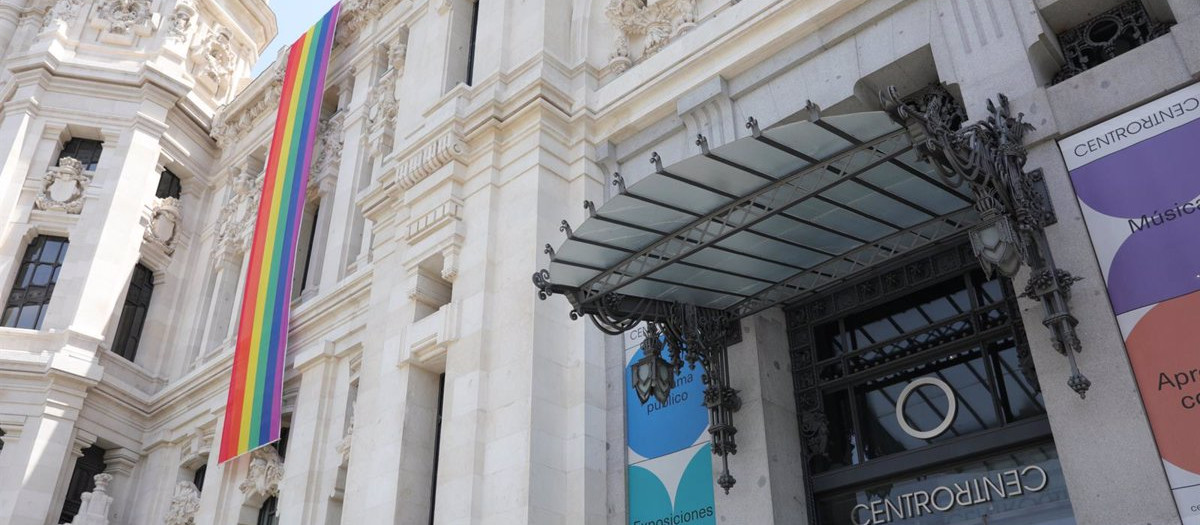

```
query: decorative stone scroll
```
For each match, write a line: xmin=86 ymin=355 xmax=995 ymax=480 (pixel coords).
xmin=238 ymin=447 xmax=283 ymax=499
xmin=163 ymin=481 xmax=200 ymax=525
xmin=144 ymin=196 xmax=182 ymax=255
xmin=604 ymin=0 xmax=697 ymax=74
xmin=35 ymin=157 xmax=90 ymax=214
xmin=365 ymin=45 xmax=405 ymax=158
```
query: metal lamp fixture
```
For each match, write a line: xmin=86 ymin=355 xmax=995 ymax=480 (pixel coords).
xmin=631 ymin=325 xmax=675 ymax=405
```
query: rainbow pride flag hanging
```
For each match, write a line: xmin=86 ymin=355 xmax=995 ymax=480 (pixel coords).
xmin=220 ymin=3 xmax=341 ymax=463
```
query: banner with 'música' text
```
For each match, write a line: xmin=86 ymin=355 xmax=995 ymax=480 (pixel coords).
xmin=1058 ymin=81 xmax=1200 ymax=524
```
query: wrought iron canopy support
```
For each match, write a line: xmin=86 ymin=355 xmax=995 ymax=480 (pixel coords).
xmin=881 ymin=85 xmax=1092 ymax=399
xmin=532 ymin=275 xmax=744 ymax=492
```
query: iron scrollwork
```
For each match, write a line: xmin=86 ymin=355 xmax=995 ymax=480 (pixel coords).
xmin=531 ymin=268 xmax=744 ymax=492
xmin=1053 ymin=0 xmax=1171 ymax=84
xmin=881 ymin=85 xmax=1091 ymax=398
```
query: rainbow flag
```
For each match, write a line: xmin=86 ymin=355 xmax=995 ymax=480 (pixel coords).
xmin=220 ymin=3 xmax=341 ymax=463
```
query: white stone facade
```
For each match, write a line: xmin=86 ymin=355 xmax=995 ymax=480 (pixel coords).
xmin=0 ymin=0 xmax=1196 ymax=524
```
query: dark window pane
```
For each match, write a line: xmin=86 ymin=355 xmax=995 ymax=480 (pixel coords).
xmin=992 ymin=341 xmax=1046 ymax=423
xmin=59 ymin=445 xmax=107 ymax=523
xmin=112 ymin=264 xmax=154 ymax=362
xmin=810 ymin=390 xmax=859 ymax=474
xmin=58 ymin=139 xmax=103 ymax=171
xmin=4 ymin=236 xmax=69 ymax=330
xmin=193 ymin=464 xmax=207 ymax=492
xmin=857 ymin=350 xmax=1001 ymax=460
xmin=156 ymin=170 xmax=182 ymax=199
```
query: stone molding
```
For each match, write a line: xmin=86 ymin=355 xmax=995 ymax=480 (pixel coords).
xmin=405 ymin=200 xmax=463 ymax=244
xmin=210 ymin=51 xmax=287 ymax=148
xmin=35 ymin=156 xmax=90 ymax=214
xmin=336 ymin=0 xmax=398 ymax=45
xmin=163 ymin=481 xmax=200 ymax=525
xmin=604 ymin=0 xmax=697 ymax=74
xmin=238 ymin=446 xmax=283 ymax=499
xmin=395 ymin=130 xmax=466 ymax=190
xmin=178 ymin=427 xmax=213 ymax=469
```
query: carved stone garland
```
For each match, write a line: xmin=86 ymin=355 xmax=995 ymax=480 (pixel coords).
xmin=881 ymin=85 xmax=1092 ymax=398
xmin=35 ymin=157 xmax=90 ymax=214
xmin=210 ymin=52 xmax=288 ymax=149
xmin=164 ymin=481 xmax=201 ymax=525
xmin=604 ymin=0 xmax=697 ymax=74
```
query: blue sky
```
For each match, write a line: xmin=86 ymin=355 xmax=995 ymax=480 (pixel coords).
xmin=251 ymin=0 xmax=340 ymax=76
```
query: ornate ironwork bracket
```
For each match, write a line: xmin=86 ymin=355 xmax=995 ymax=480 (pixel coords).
xmin=532 ymin=272 xmax=744 ymax=492
xmin=881 ymin=85 xmax=1091 ymax=398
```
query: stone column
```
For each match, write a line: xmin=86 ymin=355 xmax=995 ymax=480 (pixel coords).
xmin=0 ymin=4 xmax=19 ymax=62
xmin=276 ymin=344 xmax=338 ymax=524
xmin=0 ymin=375 xmax=93 ymax=525
xmin=43 ymin=112 xmax=167 ymax=339
xmin=713 ymin=309 xmax=807 ymax=524
xmin=0 ymin=78 xmax=48 ymax=279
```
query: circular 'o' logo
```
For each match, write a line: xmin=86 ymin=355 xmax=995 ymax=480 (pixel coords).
xmin=895 ymin=377 xmax=957 ymax=440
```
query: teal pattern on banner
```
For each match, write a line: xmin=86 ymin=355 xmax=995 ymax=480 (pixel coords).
xmin=628 ymin=444 xmax=717 ymax=525
xmin=624 ymin=327 xmax=716 ymax=525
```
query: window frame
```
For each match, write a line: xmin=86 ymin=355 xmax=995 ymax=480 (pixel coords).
xmin=2 ymin=235 xmax=70 ymax=330
xmin=57 ymin=138 xmax=104 ymax=172
xmin=785 ymin=240 xmax=1051 ymax=522
xmin=111 ymin=263 xmax=155 ymax=362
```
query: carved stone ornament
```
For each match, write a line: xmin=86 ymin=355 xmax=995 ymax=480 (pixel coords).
xmin=238 ymin=446 xmax=284 ymax=499
xmin=167 ymin=1 xmax=197 ymax=42
xmin=41 ymin=0 xmax=84 ymax=32
xmin=91 ymin=0 xmax=155 ymax=40
xmin=163 ymin=481 xmax=200 ymax=525
xmin=190 ymin=28 xmax=237 ymax=98
xmin=396 ymin=131 xmax=466 ymax=190
xmin=335 ymin=406 xmax=355 ymax=464
xmin=365 ymin=67 xmax=400 ymax=157
xmin=210 ymin=53 xmax=288 ymax=148
xmin=68 ymin=473 xmax=114 ymax=525
xmin=336 ymin=0 xmax=397 ymax=45
xmin=604 ymin=0 xmax=697 ymax=74
xmin=144 ymin=196 xmax=182 ymax=255
xmin=312 ymin=112 xmax=346 ymax=182
xmin=214 ymin=168 xmax=262 ymax=256
xmin=35 ymin=156 xmax=90 ymax=214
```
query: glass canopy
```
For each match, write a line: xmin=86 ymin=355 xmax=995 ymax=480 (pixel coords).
xmin=543 ymin=111 xmax=981 ymax=320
